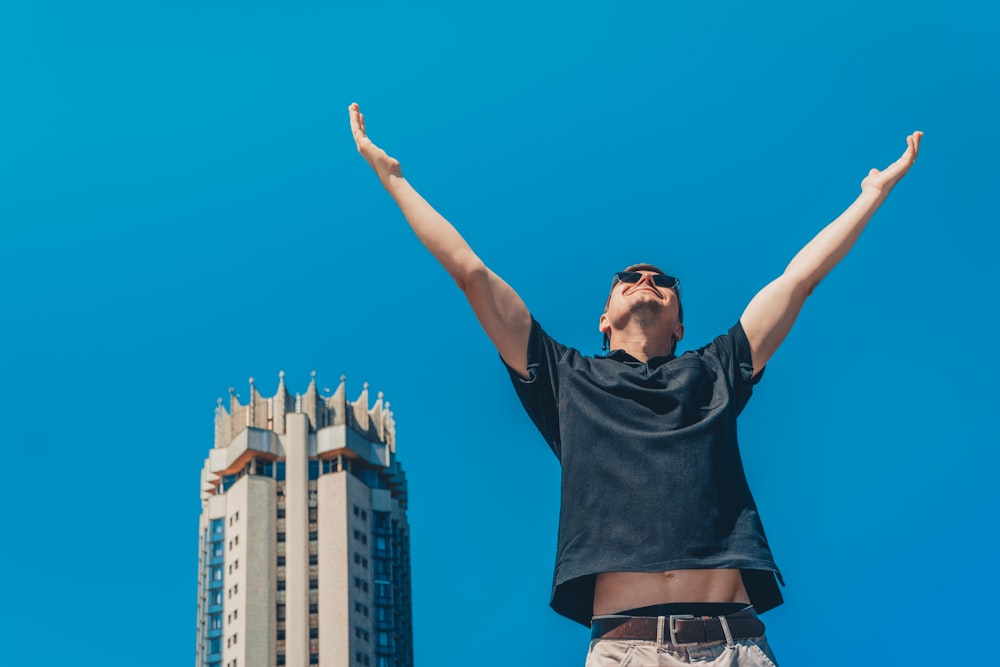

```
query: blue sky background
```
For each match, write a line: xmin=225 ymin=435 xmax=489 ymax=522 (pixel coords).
xmin=2 ymin=1 xmax=997 ymax=665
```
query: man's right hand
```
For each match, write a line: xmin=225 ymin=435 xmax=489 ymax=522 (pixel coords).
xmin=350 ymin=102 xmax=402 ymax=186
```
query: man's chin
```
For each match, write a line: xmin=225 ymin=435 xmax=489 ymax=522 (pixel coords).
xmin=628 ymin=300 xmax=665 ymax=326
xmin=629 ymin=299 xmax=663 ymax=314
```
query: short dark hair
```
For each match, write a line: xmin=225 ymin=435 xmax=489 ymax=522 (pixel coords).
xmin=602 ymin=263 xmax=684 ymax=353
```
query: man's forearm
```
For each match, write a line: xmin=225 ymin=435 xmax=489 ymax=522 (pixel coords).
xmin=382 ymin=174 xmax=485 ymax=289
xmin=379 ymin=172 xmax=533 ymax=376
xmin=782 ymin=187 xmax=888 ymax=294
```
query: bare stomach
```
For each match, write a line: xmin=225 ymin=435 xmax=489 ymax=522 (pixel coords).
xmin=593 ymin=569 xmax=750 ymax=616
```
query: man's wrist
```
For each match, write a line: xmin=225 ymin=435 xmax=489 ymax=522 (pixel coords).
xmin=858 ymin=186 xmax=890 ymax=203
xmin=381 ymin=172 xmax=406 ymax=192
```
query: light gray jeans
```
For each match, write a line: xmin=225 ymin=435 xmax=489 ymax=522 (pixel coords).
xmin=585 ymin=615 xmax=779 ymax=666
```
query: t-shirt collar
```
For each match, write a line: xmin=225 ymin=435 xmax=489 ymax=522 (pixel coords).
xmin=604 ymin=348 xmax=676 ymax=368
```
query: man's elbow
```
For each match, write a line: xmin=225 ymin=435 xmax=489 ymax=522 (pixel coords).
xmin=451 ymin=260 xmax=489 ymax=294
xmin=780 ymin=271 xmax=820 ymax=302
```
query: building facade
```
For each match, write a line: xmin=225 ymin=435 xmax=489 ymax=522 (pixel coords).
xmin=195 ymin=372 xmax=412 ymax=667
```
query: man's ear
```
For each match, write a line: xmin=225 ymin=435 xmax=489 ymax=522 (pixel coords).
xmin=674 ymin=322 xmax=685 ymax=343
xmin=599 ymin=312 xmax=610 ymax=335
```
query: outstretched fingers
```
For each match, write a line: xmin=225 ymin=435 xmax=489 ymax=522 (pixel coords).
xmin=906 ymin=131 xmax=923 ymax=163
xmin=886 ymin=131 xmax=924 ymax=174
xmin=349 ymin=102 xmax=370 ymax=149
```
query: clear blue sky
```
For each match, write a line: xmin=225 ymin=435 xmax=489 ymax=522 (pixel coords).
xmin=2 ymin=1 xmax=997 ymax=665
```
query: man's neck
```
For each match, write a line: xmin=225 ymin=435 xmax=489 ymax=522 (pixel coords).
xmin=611 ymin=332 xmax=674 ymax=362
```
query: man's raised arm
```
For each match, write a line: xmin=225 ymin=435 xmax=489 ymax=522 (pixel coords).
xmin=349 ymin=103 xmax=532 ymax=378
xmin=740 ymin=132 xmax=923 ymax=376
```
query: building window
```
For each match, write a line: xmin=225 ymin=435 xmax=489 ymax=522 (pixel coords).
xmin=277 ymin=556 xmax=286 ymax=566
xmin=253 ymin=458 xmax=273 ymax=477
xmin=309 ymin=554 xmax=318 ymax=566
xmin=309 ymin=579 xmax=318 ymax=590
xmin=310 ymin=603 xmax=318 ymax=613
xmin=310 ymin=628 xmax=318 ymax=639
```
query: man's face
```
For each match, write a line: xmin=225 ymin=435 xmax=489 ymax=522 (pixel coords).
xmin=610 ymin=270 xmax=679 ymax=314
xmin=600 ymin=270 xmax=684 ymax=350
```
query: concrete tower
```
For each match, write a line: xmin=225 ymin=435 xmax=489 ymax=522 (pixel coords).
xmin=195 ymin=372 xmax=412 ymax=667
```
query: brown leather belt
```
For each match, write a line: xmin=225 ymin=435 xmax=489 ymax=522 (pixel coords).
xmin=591 ymin=610 xmax=765 ymax=646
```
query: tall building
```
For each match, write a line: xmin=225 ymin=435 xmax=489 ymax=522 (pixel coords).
xmin=195 ymin=372 xmax=412 ymax=667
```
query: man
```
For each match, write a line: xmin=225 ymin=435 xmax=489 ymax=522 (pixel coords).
xmin=349 ymin=102 xmax=921 ymax=666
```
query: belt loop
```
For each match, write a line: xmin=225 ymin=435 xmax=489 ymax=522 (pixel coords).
xmin=656 ymin=616 xmax=665 ymax=644
xmin=718 ymin=615 xmax=734 ymax=648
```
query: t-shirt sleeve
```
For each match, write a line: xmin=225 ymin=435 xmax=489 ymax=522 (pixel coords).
xmin=501 ymin=317 xmax=565 ymax=459
xmin=697 ymin=321 xmax=763 ymax=413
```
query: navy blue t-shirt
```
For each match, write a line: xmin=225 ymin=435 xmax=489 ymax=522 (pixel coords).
xmin=505 ymin=318 xmax=784 ymax=626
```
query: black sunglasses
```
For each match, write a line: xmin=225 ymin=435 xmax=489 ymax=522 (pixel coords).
xmin=613 ymin=271 xmax=680 ymax=290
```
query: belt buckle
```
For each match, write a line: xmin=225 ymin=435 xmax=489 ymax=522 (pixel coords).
xmin=668 ymin=614 xmax=698 ymax=647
